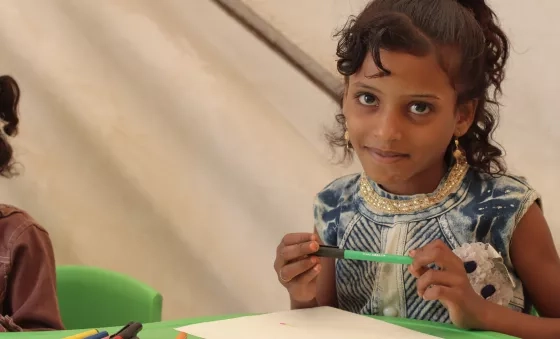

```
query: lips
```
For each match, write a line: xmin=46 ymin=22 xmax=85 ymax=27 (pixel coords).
xmin=365 ymin=147 xmax=409 ymax=164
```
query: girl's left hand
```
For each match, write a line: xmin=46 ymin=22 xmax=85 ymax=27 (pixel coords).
xmin=408 ymin=239 xmax=489 ymax=330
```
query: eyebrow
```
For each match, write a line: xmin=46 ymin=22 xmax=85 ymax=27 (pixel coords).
xmin=352 ymin=81 xmax=441 ymax=100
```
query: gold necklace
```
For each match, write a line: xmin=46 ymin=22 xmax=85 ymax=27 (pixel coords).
xmin=359 ymin=158 xmax=469 ymax=214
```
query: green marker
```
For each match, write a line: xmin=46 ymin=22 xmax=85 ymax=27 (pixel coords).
xmin=315 ymin=245 xmax=413 ymax=265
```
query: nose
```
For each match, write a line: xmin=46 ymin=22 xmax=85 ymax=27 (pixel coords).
xmin=371 ymin=106 xmax=403 ymax=142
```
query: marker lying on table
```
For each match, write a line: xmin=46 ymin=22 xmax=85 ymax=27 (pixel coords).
xmin=110 ymin=321 xmax=143 ymax=339
xmin=62 ymin=329 xmax=99 ymax=339
xmin=84 ymin=331 xmax=109 ymax=339
xmin=315 ymin=245 xmax=413 ymax=265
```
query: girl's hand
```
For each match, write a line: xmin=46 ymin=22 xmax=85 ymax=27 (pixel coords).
xmin=274 ymin=233 xmax=321 ymax=303
xmin=408 ymin=239 xmax=489 ymax=330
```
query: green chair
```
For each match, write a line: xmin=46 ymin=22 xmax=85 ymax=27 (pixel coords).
xmin=56 ymin=265 xmax=163 ymax=330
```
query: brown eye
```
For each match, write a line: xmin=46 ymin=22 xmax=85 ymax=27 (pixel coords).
xmin=358 ymin=93 xmax=379 ymax=106
xmin=409 ymin=102 xmax=431 ymax=115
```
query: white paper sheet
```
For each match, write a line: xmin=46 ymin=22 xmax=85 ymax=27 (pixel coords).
xmin=175 ymin=306 xmax=442 ymax=339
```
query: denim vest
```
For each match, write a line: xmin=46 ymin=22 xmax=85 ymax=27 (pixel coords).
xmin=314 ymin=169 xmax=540 ymax=323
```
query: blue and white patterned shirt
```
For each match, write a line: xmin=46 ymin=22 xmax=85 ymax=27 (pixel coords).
xmin=314 ymin=168 xmax=540 ymax=323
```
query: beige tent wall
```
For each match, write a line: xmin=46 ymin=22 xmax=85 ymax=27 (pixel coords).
xmin=0 ymin=0 xmax=556 ymax=321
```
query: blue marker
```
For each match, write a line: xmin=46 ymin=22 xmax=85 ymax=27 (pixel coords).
xmin=84 ymin=331 xmax=109 ymax=339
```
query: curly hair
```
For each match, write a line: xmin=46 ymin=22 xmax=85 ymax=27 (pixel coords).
xmin=0 ymin=75 xmax=21 ymax=178
xmin=327 ymin=0 xmax=509 ymax=175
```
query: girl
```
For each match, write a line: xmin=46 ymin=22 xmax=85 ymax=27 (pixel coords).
xmin=0 ymin=75 xmax=64 ymax=331
xmin=273 ymin=0 xmax=560 ymax=338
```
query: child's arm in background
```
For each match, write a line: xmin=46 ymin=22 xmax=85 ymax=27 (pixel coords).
xmin=480 ymin=203 xmax=560 ymax=338
xmin=5 ymin=223 xmax=65 ymax=331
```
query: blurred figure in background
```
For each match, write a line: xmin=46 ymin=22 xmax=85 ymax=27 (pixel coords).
xmin=0 ymin=75 xmax=64 ymax=331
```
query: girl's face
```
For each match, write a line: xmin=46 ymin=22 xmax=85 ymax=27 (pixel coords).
xmin=343 ymin=50 xmax=474 ymax=195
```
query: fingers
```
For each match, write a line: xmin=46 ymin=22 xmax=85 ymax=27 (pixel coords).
xmin=290 ymin=262 xmax=321 ymax=285
xmin=416 ymin=269 xmax=464 ymax=298
xmin=278 ymin=256 xmax=318 ymax=283
xmin=277 ymin=237 xmax=319 ymax=265
xmin=410 ymin=239 xmax=464 ymax=273
xmin=421 ymin=284 xmax=456 ymax=302
xmin=408 ymin=264 xmax=428 ymax=278
xmin=274 ymin=232 xmax=321 ymax=287
xmin=281 ymin=233 xmax=317 ymax=247
xmin=409 ymin=240 xmax=469 ymax=302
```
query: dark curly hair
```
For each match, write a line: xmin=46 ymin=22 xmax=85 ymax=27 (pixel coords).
xmin=327 ymin=0 xmax=509 ymax=175
xmin=0 ymin=75 xmax=21 ymax=178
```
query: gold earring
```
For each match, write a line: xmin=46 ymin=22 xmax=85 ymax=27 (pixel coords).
xmin=453 ymin=137 xmax=465 ymax=164
xmin=344 ymin=123 xmax=350 ymax=149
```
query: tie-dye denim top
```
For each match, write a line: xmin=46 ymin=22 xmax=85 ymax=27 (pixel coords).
xmin=314 ymin=168 xmax=540 ymax=323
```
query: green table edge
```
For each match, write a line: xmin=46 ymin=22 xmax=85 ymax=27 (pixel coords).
xmin=1 ymin=313 xmax=517 ymax=338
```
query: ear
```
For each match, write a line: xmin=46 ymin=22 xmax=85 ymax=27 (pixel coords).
xmin=455 ymin=99 xmax=477 ymax=137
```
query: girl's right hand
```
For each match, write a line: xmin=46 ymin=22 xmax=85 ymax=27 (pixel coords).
xmin=274 ymin=233 xmax=322 ymax=303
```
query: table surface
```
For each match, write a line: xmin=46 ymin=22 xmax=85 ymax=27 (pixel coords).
xmin=1 ymin=314 xmax=517 ymax=338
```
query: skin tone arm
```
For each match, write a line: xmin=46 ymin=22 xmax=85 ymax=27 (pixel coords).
xmin=410 ymin=203 xmax=560 ymax=339
xmin=478 ymin=203 xmax=560 ymax=338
